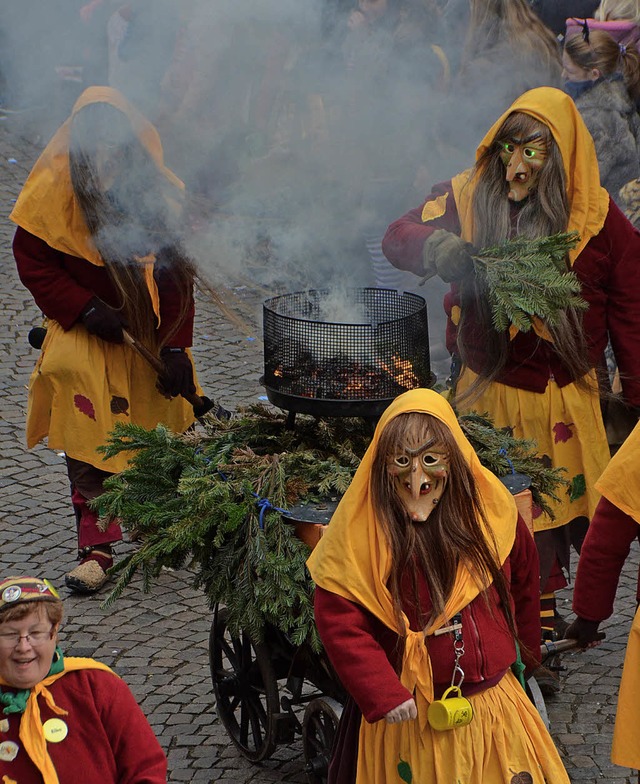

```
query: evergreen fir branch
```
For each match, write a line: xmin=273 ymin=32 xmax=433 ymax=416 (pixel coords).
xmin=471 ymin=232 xmax=587 ymax=333
xmin=98 ymin=406 xmax=566 ymax=646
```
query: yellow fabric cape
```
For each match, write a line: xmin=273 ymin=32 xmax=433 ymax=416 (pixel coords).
xmin=0 ymin=657 xmax=114 ymax=784
xmin=9 ymin=85 xmax=185 ymax=318
xmin=444 ymin=86 xmax=610 ymax=267
xmin=595 ymin=423 xmax=640 ymax=768
xmin=307 ymin=388 xmax=517 ymax=719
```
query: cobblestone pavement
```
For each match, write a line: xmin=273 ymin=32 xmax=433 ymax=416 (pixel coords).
xmin=0 ymin=115 xmax=639 ymax=784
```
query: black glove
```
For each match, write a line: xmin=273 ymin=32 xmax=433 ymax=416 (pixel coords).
xmin=157 ymin=348 xmax=196 ymax=398
xmin=80 ymin=297 xmax=126 ymax=343
xmin=564 ymin=617 xmax=606 ymax=648
xmin=422 ymin=229 xmax=475 ymax=282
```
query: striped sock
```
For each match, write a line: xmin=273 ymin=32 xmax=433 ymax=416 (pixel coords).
xmin=540 ymin=592 xmax=555 ymax=641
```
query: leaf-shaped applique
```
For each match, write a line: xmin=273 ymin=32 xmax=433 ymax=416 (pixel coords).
xmin=552 ymin=421 xmax=573 ymax=443
xmin=110 ymin=396 xmax=130 ymax=415
xmin=74 ymin=394 xmax=96 ymax=421
xmin=569 ymin=474 xmax=586 ymax=502
xmin=397 ymin=758 xmax=413 ymax=783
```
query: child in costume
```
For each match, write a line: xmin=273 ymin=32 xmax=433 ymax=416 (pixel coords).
xmin=308 ymin=388 xmax=570 ymax=784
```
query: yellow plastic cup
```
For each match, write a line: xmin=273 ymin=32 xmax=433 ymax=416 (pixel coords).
xmin=427 ymin=685 xmax=474 ymax=730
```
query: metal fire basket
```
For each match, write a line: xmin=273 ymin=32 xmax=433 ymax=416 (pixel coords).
xmin=262 ymin=288 xmax=433 ymax=418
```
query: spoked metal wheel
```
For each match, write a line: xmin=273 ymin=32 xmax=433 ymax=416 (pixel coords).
xmin=209 ymin=606 xmax=280 ymax=761
xmin=302 ymin=696 xmax=343 ymax=784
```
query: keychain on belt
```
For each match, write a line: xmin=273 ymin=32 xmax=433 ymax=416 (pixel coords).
xmin=427 ymin=613 xmax=474 ymax=730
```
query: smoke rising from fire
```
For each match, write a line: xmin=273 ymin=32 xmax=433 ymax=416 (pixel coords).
xmin=0 ymin=0 xmax=561 ymax=382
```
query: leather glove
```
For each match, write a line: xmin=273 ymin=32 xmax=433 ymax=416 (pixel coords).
xmin=157 ymin=348 xmax=196 ymax=398
xmin=80 ymin=297 xmax=126 ymax=343
xmin=422 ymin=229 xmax=475 ymax=282
xmin=563 ymin=617 xmax=605 ymax=648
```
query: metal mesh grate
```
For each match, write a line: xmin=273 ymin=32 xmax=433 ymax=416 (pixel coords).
xmin=263 ymin=288 xmax=432 ymax=415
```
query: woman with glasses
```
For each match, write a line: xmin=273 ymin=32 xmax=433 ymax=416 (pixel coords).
xmin=0 ymin=576 xmax=166 ymax=782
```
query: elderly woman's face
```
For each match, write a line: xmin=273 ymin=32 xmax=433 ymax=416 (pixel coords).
xmin=0 ymin=606 xmax=58 ymax=689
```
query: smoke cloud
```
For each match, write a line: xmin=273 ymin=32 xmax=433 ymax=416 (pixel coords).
xmin=0 ymin=0 xmax=562 ymax=382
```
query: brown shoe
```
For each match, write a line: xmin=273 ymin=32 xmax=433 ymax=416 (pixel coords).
xmin=65 ymin=559 xmax=109 ymax=594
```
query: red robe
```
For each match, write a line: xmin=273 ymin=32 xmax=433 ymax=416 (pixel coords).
xmin=13 ymin=226 xmax=194 ymax=348
xmin=382 ymin=184 xmax=640 ymax=404
xmin=0 ymin=668 xmax=167 ymax=783
xmin=314 ymin=514 xmax=541 ymax=723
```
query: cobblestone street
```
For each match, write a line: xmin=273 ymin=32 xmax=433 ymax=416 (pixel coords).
xmin=0 ymin=115 xmax=639 ymax=784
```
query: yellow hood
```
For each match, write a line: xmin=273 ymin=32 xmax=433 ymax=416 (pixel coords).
xmin=451 ymin=86 xmax=609 ymax=266
xmin=9 ymin=86 xmax=184 ymax=267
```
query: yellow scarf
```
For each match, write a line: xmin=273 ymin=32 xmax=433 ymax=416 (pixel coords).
xmin=9 ymin=86 xmax=185 ymax=319
xmin=0 ymin=657 xmax=114 ymax=784
xmin=448 ymin=86 xmax=609 ymax=266
xmin=307 ymin=389 xmax=517 ymax=720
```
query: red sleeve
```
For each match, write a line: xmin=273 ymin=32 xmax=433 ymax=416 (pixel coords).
xmin=381 ymin=181 xmax=462 ymax=275
xmin=96 ymin=672 xmax=168 ymax=784
xmin=601 ymin=206 xmax=640 ymax=407
xmin=314 ymin=587 xmax=412 ymax=723
xmin=507 ymin=515 xmax=542 ymax=671
xmin=13 ymin=226 xmax=94 ymax=329
xmin=572 ymin=496 xmax=640 ymax=621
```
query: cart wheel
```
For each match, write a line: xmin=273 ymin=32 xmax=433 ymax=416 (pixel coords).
xmin=302 ymin=696 xmax=343 ymax=784
xmin=209 ymin=607 xmax=280 ymax=761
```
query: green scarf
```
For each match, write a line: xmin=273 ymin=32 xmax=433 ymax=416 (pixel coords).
xmin=0 ymin=646 xmax=64 ymax=715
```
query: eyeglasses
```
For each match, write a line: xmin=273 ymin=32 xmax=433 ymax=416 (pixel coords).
xmin=0 ymin=627 xmax=55 ymax=649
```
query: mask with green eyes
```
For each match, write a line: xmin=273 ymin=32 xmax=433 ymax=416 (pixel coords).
xmin=498 ymin=123 xmax=548 ymax=202
xmin=386 ymin=437 xmax=450 ymax=522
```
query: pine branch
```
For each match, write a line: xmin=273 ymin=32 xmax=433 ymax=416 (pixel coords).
xmin=471 ymin=231 xmax=587 ymax=333
xmin=97 ymin=406 xmax=566 ymax=646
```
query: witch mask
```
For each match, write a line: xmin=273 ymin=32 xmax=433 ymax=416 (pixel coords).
xmin=387 ymin=427 xmax=450 ymax=522
xmin=496 ymin=114 xmax=549 ymax=203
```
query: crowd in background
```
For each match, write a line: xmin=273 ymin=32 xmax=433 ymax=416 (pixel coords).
xmin=3 ymin=1 xmax=640 ymax=244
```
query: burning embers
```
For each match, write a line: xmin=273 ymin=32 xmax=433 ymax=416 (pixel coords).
xmin=271 ymin=354 xmax=420 ymax=400
xmin=263 ymin=288 xmax=433 ymax=417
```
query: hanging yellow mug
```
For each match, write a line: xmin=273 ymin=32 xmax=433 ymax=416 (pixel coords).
xmin=427 ymin=685 xmax=473 ymax=730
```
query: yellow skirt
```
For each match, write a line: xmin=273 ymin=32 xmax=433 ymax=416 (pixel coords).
xmin=455 ymin=370 xmax=609 ymax=532
xmin=612 ymin=605 xmax=640 ymax=769
xmin=26 ymin=321 xmax=198 ymax=473
xmin=356 ymin=671 xmax=569 ymax=784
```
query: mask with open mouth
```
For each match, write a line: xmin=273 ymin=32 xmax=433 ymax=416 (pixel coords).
xmin=387 ymin=438 xmax=449 ymax=522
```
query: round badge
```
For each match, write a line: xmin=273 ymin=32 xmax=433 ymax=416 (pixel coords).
xmin=1 ymin=586 xmax=21 ymax=604
xmin=43 ymin=718 xmax=68 ymax=743
xmin=0 ymin=740 xmax=19 ymax=761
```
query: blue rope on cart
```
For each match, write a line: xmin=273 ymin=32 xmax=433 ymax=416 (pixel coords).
xmin=498 ymin=447 xmax=516 ymax=475
xmin=194 ymin=453 xmax=289 ymax=529
xmin=252 ymin=493 xmax=291 ymax=530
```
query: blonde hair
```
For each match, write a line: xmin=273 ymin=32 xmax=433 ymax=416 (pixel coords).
xmin=565 ymin=28 xmax=640 ymax=101
xmin=464 ymin=0 xmax=562 ymax=77
xmin=595 ymin=0 xmax=640 ymax=23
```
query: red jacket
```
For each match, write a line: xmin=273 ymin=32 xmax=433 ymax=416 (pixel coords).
xmin=0 ymin=668 xmax=167 ymax=784
xmin=382 ymin=183 xmax=640 ymax=404
xmin=572 ymin=495 xmax=640 ymax=621
xmin=13 ymin=226 xmax=194 ymax=347
xmin=314 ymin=514 xmax=540 ymax=723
